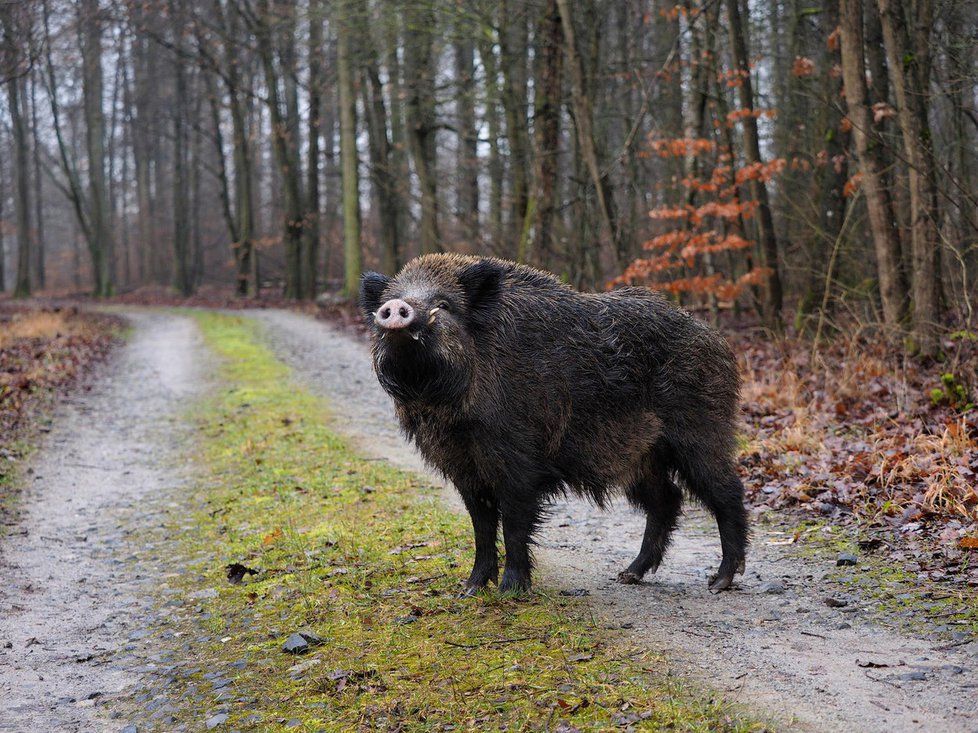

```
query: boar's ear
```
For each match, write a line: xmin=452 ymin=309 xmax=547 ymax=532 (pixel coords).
xmin=359 ymin=271 xmax=390 ymax=319
xmin=458 ymin=259 xmax=504 ymax=328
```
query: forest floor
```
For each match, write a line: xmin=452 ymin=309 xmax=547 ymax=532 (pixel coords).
xmin=0 ymin=305 xmax=975 ymax=732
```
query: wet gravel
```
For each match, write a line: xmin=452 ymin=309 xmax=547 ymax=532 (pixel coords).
xmin=0 ymin=312 xmax=206 ymax=732
xmin=247 ymin=308 xmax=978 ymax=733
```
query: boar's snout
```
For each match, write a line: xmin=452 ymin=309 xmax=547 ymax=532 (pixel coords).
xmin=375 ymin=298 xmax=415 ymax=331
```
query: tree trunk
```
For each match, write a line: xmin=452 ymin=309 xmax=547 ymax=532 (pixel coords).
xmin=523 ymin=0 xmax=562 ymax=268
xmin=79 ymin=0 xmax=115 ymax=296
xmin=725 ymin=0 xmax=783 ymax=325
xmin=3 ymin=61 xmax=31 ymax=297
xmin=556 ymin=0 xmax=619 ymax=267
xmin=403 ymin=4 xmax=440 ymax=253
xmin=30 ymin=68 xmax=45 ymax=290
xmin=479 ymin=34 xmax=504 ymax=253
xmin=170 ymin=0 xmax=193 ymax=296
xmin=454 ymin=24 xmax=479 ymax=245
xmin=252 ymin=0 xmax=304 ymax=298
xmin=839 ymin=0 xmax=908 ymax=328
xmin=876 ymin=0 xmax=941 ymax=355
xmin=337 ymin=8 xmax=361 ymax=298
xmin=499 ymin=0 xmax=531 ymax=257
xmin=303 ymin=2 xmax=324 ymax=298
xmin=363 ymin=57 xmax=402 ymax=274
xmin=2 ymin=4 xmax=31 ymax=297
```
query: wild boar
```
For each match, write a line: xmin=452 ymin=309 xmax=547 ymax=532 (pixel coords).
xmin=360 ymin=254 xmax=748 ymax=595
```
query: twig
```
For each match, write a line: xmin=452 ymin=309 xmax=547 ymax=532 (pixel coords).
xmin=445 ymin=636 xmax=539 ymax=650
xmin=800 ymin=631 xmax=827 ymax=640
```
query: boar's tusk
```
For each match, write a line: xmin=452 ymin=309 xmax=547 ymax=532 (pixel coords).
xmin=428 ymin=307 xmax=440 ymax=315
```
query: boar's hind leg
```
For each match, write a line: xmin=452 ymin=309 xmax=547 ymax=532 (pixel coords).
xmin=460 ymin=492 xmax=499 ymax=596
xmin=618 ymin=467 xmax=682 ymax=585
xmin=678 ymin=456 xmax=748 ymax=592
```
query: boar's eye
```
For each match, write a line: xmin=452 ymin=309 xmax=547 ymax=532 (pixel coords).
xmin=436 ymin=300 xmax=450 ymax=311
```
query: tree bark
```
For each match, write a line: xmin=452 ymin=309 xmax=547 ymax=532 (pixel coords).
xmin=303 ymin=1 xmax=324 ymax=298
xmin=403 ymin=3 xmax=440 ymax=253
xmin=337 ymin=6 xmax=361 ymax=298
xmin=839 ymin=0 xmax=908 ymax=328
xmin=499 ymin=0 xmax=531 ymax=257
xmin=2 ymin=22 xmax=31 ymax=297
xmin=29 ymin=67 xmax=45 ymax=290
xmin=876 ymin=0 xmax=941 ymax=355
xmin=79 ymin=0 xmax=115 ymax=296
xmin=523 ymin=0 xmax=562 ymax=268
xmin=170 ymin=0 xmax=194 ymax=296
xmin=556 ymin=0 xmax=619 ymax=267
xmin=725 ymin=0 xmax=783 ymax=325
xmin=251 ymin=0 xmax=304 ymax=298
xmin=454 ymin=21 xmax=479 ymax=245
xmin=363 ymin=55 xmax=402 ymax=274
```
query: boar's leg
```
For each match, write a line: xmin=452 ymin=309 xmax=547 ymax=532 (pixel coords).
xmin=618 ymin=468 xmax=682 ymax=585
xmin=498 ymin=500 xmax=541 ymax=594
xmin=677 ymin=456 xmax=748 ymax=592
xmin=460 ymin=492 xmax=499 ymax=596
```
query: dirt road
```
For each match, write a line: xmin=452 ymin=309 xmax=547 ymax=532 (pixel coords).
xmin=1 ymin=308 xmax=975 ymax=732
xmin=246 ymin=309 xmax=978 ymax=733
xmin=0 ymin=312 xmax=205 ymax=732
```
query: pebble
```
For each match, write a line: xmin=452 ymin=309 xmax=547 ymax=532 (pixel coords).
xmin=757 ymin=580 xmax=785 ymax=595
xmin=282 ymin=629 xmax=324 ymax=654
xmin=205 ymin=713 xmax=228 ymax=729
xmin=836 ymin=553 xmax=858 ymax=567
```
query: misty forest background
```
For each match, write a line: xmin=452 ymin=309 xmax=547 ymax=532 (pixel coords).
xmin=0 ymin=0 xmax=976 ymax=357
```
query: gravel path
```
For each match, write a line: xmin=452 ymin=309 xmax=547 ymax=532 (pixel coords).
xmin=247 ymin=308 xmax=978 ymax=733
xmin=0 ymin=311 xmax=206 ymax=732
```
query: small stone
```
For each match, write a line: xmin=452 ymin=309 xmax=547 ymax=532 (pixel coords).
xmin=282 ymin=629 xmax=323 ymax=655
xmin=824 ymin=596 xmax=848 ymax=608
xmin=836 ymin=552 xmax=858 ymax=567
xmin=120 ymin=726 xmax=138 ymax=733
xmin=897 ymin=670 xmax=927 ymax=682
xmin=205 ymin=713 xmax=228 ymax=729
xmin=394 ymin=614 xmax=419 ymax=625
xmin=282 ymin=634 xmax=309 ymax=655
xmin=757 ymin=580 xmax=785 ymax=595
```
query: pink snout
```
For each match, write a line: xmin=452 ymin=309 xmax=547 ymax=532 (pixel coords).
xmin=375 ymin=298 xmax=415 ymax=330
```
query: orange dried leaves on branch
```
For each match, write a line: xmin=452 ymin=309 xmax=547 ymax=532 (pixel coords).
xmin=613 ymin=131 xmax=784 ymax=306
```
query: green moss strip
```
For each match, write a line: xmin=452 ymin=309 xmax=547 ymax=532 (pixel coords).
xmin=164 ymin=312 xmax=764 ymax=731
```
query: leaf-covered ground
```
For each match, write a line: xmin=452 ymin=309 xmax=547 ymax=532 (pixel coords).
xmin=733 ymin=327 xmax=978 ymax=587
xmin=143 ymin=312 xmax=766 ymax=732
xmin=0 ymin=304 xmax=121 ymax=525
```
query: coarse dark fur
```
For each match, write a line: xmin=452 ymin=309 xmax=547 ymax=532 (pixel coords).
xmin=360 ymin=254 xmax=748 ymax=595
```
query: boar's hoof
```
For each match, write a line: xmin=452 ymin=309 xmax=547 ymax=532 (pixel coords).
xmin=458 ymin=583 xmax=490 ymax=598
xmin=498 ymin=573 xmax=532 ymax=596
xmin=616 ymin=570 xmax=643 ymax=585
xmin=707 ymin=572 xmax=736 ymax=593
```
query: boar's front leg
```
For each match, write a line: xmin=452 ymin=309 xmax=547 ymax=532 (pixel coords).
xmin=459 ymin=491 xmax=499 ymax=596
xmin=498 ymin=498 xmax=540 ymax=594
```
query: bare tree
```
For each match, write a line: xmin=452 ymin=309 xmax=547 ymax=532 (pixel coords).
xmin=1 ymin=1 xmax=32 ymax=297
